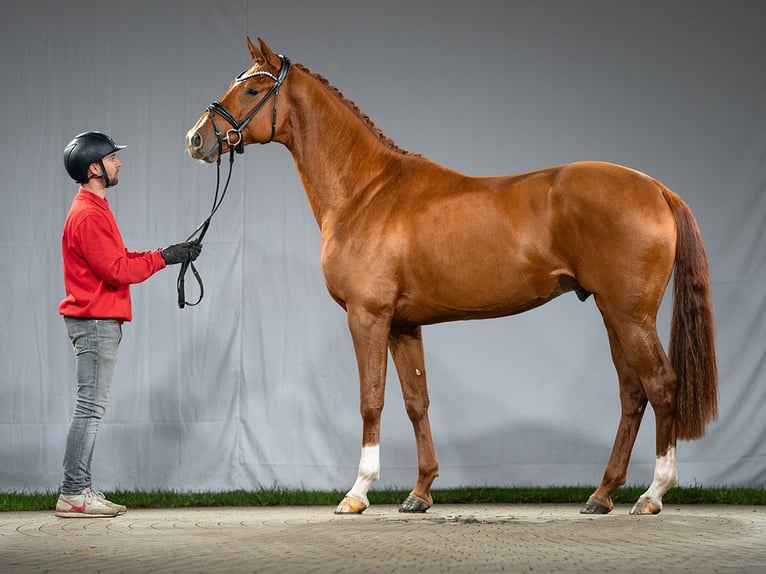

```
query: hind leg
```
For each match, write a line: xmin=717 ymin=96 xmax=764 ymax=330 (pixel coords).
xmin=388 ymin=326 xmax=439 ymax=512
xmin=584 ymin=309 xmax=678 ymax=515
xmin=582 ymin=325 xmax=648 ymax=514
xmin=622 ymin=330 xmax=678 ymax=515
xmin=629 ymin=345 xmax=679 ymax=515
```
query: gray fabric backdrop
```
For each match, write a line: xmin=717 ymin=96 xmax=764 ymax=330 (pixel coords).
xmin=1 ymin=0 xmax=764 ymax=493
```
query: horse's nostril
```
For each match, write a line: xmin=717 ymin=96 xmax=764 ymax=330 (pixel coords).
xmin=190 ymin=132 xmax=202 ymax=150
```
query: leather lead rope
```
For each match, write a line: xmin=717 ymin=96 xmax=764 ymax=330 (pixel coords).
xmin=177 ymin=133 xmax=235 ymax=309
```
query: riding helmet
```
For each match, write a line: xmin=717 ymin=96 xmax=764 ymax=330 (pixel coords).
xmin=63 ymin=131 xmax=126 ymax=185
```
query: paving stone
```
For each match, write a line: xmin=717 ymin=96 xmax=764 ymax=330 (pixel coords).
xmin=1 ymin=504 xmax=764 ymax=573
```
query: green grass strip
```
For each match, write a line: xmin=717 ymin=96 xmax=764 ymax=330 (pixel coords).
xmin=2 ymin=486 xmax=765 ymax=512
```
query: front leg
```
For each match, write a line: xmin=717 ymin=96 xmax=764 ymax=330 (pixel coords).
xmin=334 ymin=304 xmax=392 ymax=515
xmin=389 ymin=326 xmax=439 ymax=513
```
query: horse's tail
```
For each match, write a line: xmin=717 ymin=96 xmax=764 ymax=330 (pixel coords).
xmin=661 ymin=186 xmax=718 ymax=440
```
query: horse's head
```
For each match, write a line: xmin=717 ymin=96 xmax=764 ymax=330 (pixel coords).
xmin=186 ymin=37 xmax=290 ymax=163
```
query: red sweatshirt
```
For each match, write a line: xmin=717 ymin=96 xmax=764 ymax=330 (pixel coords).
xmin=58 ymin=188 xmax=166 ymax=322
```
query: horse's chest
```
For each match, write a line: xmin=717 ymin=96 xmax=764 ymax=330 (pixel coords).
xmin=320 ymin=226 xmax=397 ymax=301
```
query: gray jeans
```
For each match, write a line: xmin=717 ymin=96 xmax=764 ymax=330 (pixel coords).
xmin=61 ymin=317 xmax=122 ymax=494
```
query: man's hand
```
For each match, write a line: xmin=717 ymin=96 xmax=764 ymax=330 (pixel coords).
xmin=161 ymin=242 xmax=202 ymax=265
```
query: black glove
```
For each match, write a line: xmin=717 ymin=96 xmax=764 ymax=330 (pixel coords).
xmin=161 ymin=242 xmax=202 ymax=265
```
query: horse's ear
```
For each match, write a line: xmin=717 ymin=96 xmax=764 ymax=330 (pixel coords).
xmin=247 ymin=36 xmax=262 ymax=63
xmin=257 ymin=37 xmax=281 ymax=69
xmin=247 ymin=36 xmax=280 ymax=70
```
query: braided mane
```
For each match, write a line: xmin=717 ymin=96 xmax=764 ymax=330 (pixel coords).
xmin=294 ymin=63 xmax=420 ymax=158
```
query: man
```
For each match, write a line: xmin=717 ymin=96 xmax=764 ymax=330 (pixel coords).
xmin=55 ymin=131 xmax=201 ymax=518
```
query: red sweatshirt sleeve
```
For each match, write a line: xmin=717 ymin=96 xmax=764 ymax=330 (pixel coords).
xmin=74 ymin=212 xmax=166 ymax=287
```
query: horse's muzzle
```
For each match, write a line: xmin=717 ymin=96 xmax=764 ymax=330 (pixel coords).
xmin=185 ymin=128 xmax=217 ymax=163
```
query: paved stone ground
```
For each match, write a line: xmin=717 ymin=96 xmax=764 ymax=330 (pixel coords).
xmin=1 ymin=504 xmax=765 ymax=573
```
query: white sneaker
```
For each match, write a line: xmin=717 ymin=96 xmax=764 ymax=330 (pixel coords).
xmin=95 ymin=490 xmax=127 ymax=515
xmin=55 ymin=488 xmax=119 ymax=518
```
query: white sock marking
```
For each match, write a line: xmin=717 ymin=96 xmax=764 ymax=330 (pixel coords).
xmin=346 ymin=445 xmax=380 ymax=506
xmin=641 ymin=446 xmax=678 ymax=508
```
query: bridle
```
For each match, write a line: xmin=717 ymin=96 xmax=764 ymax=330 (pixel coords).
xmin=178 ymin=55 xmax=291 ymax=309
xmin=209 ymin=54 xmax=291 ymax=153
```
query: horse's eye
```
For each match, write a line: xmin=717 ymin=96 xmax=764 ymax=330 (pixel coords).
xmin=246 ymin=87 xmax=259 ymax=96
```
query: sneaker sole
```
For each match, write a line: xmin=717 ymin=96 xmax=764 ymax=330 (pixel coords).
xmin=54 ymin=511 xmax=118 ymax=518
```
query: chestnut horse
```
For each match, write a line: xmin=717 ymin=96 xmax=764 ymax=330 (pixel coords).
xmin=186 ymin=38 xmax=718 ymax=515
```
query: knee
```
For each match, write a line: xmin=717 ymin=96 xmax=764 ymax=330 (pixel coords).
xmin=404 ymin=396 xmax=429 ymax=422
xmin=360 ymin=404 xmax=383 ymax=424
xmin=73 ymin=398 xmax=107 ymax=419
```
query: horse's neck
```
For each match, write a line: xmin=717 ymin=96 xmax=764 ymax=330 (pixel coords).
xmin=280 ymin=69 xmax=403 ymax=229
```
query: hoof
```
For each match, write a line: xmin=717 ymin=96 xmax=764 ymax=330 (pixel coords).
xmin=334 ymin=495 xmax=368 ymax=515
xmin=398 ymin=494 xmax=431 ymax=513
xmin=630 ymin=497 xmax=662 ymax=515
xmin=580 ymin=497 xmax=613 ymax=515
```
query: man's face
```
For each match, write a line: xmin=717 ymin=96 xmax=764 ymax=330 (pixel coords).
xmin=101 ymin=152 xmax=121 ymax=185
xmin=89 ymin=152 xmax=121 ymax=186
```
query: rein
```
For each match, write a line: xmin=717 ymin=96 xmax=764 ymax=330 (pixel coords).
xmin=177 ymin=55 xmax=291 ymax=309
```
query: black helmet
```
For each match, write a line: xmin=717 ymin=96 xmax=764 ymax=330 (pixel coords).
xmin=63 ymin=131 xmax=126 ymax=187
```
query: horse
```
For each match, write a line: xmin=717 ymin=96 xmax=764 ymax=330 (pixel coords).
xmin=186 ymin=37 xmax=718 ymax=516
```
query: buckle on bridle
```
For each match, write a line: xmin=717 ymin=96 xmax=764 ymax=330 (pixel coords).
xmin=225 ymin=129 xmax=244 ymax=154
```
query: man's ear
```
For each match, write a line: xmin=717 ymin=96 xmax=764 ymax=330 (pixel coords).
xmin=88 ymin=162 xmax=102 ymax=178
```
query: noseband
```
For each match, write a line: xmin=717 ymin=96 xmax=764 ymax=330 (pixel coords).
xmin=178 ymin=55 xmax=291 ymax=309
